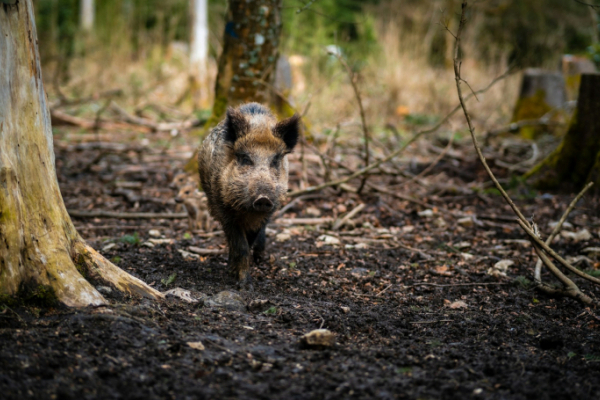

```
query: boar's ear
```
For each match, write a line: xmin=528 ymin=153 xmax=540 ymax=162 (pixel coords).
xmin=274 ymin=114 xmax=300 ymax=151
xmin=224 ymin=107 xmax=249 ymax=144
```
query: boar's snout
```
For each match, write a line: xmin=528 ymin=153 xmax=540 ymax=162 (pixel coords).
xmin=175 ymin=197 xmax=183 ymax=204
xmin=253 ymin=195 xmax=274 ymax=212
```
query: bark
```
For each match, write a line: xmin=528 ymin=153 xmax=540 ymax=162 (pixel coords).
xmin=525 ymin=73 xmax=600 ymax=192
xmin=185 ymin=0 xmax=283 ymax=173
xmin=511 ymin=68 xmax=567 ymax=139
xmin=0 ymin=0 xmax=163 ymax=307
xmin=208 ymin=0 xmax=283 ymax=125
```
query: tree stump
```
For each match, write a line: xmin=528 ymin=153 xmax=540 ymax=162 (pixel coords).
xmin=511 ymin=68 xmax=567 ymax=139
xmin=525 ymin=73 xmax=600 ymax=192
xmin=561 ymin=54 xmax=597 ymax=100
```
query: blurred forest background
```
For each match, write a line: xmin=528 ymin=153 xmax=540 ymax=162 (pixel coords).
xmin=35 ymin=0 xmax=600 ymax=137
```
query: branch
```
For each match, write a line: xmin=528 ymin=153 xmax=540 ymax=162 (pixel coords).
xmin=288 ymin=67 xmax=513 ymax=197
xmin=534 ymin=182 xmax=593 ymax=282
xmin=451 ymin=1 xmax=597 ymax=305
xmin=330 ymin=52 xmax=371 ymax=193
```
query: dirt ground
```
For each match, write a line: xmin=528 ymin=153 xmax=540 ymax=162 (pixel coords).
xmin=1 ymin=132 xmax=600 ymax=400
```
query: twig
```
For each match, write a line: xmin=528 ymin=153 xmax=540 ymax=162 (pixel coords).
xmin=188 ymin=247 xmax=227 ymax=255
xmin=517 ymin=219 xmax=600 ymax=286
xmin=332 ymin=203 xmax=365 ymax=231
xmin=273 ymin=217 xmax=334 ymax=226
xmin=69 ymin=210 xmax=187 ymax=219
xmin=288 ymin=66 xmax=514 ymax=198
xmin=330 ymin=52 xmax=370 ymax=193
xmin=534 ymin=182 xmax=594 ymax=282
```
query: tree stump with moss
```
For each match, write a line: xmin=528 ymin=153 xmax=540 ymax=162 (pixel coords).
xmin=511 ymin=68 xmax=567 ymax=139
xmin=525 ymin=73 xmax=600 ymax=192
xmin=561 ymin=54 xmax=597 ymax=100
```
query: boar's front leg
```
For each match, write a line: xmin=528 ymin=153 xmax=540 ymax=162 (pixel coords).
xmin=225 ymin=225 xmax=252 ymax=284
xmin=246 ymin=225 xmax=267 ymax=264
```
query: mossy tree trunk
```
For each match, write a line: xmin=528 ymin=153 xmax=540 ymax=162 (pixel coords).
xmin=511 ymin=68 xmax=567 ymax=139
xmin=0 ymin=0 xmax=163 ymax=307
xmin=185 ymin=0 xmax=283 ymax=173
xmin=525 ymin=73 xmax=600 ymax=192
xmin=208 ymin=0 xmax=282 ymax=125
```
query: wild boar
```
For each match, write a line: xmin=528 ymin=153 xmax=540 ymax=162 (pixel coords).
xmin=198 ymin=102 xmax=300 ymax=285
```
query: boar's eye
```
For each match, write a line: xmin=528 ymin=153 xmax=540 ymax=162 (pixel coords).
xmin=236 ymin=153 xmax=253 ymax=166
xmin=270 ymin=154 xmax=282 ymax=169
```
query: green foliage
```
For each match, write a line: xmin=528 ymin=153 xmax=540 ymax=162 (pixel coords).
xmin=514 ymin=275 xmax=532 ymax=289
xmin=161 ymin=273 xmax=177 ymax=286
xmin=584 ymin=269 xmax=600 ymax=277
xmin=119 ymin=232 xmax=141 ymax=245
xmin=110 ymin=256 xmax=122 ymax=264
xmin=263 ymin=306 xmax=278 ymax=315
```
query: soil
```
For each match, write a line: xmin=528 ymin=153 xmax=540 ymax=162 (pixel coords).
xmin=1 ymin=134 xmax=600 ymax=400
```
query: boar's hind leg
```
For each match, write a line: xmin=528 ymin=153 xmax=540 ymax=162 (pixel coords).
xmin=246 ymin=225 xmax=267 ymax=263
xmin=226 ymin=228 xmax=251 ymax=282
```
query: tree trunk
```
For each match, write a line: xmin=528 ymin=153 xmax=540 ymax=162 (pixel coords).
xmin=80 ymin=0 xmax=94 ymax=31
xmin=0 ymin=1 xmax=163 ymax=307
xmin=189 ymin=0 xmax=210 ymax=109
xmin=185 ymin=0 xmax=283 ymax=173
xmin=511 ymin=68 xmax=567 ymax=139
xmin=208 ymin=0 xmax=283 ymax=124
xmin=525 ymin=73 xmax=600 ymax=192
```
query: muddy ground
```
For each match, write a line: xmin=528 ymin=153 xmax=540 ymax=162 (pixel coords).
xmin=1 ymin=134 xmax=600 ymax=400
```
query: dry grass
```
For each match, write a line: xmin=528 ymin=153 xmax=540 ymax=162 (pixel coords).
xmin=43 ymin=13 xmax=520 ymax=148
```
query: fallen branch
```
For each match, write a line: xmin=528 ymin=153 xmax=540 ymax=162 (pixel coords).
xmin=110 ymin=102 xmax=201 ymax=132
xmin=333 ymin=203 xmax=365 ymax=231
xmin=69 ymin=210 xmax=187 ymax=219
xmin=188 ymin=246 xmax=227 ymax=255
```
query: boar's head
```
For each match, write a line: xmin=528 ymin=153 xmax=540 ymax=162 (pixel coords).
xmin=221 ymin=105 xmax=300 ymax=214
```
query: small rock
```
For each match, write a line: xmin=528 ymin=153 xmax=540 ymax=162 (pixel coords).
xmin=96 ymin=286 xmax=113 ymax=295
xmin=300 ymin=329 xmax=336 ymax=348
xmin=177 ymin=249 xmax=200 ymax=260
xmin=164 ymin=288 xmax=202 ymax=303
xmin=276 ymin=232 xmax=292 ymax=242
xmin=148 ymin=229 xmax=161 ymax=237
xmin=447 ymin=300 xmax=468 ymax=309
xmin=401 ymin=225 xmax=415 ymax=233
xmin=460 ymin=253 xmax=474 ymax=260
xmin=205 ymin=291 xmax=246 ymax=312
xmin=417 ymin=209 xmax=434 ymax=218
xmin=561 ymin=229 xmax=592 ymax=242
xmin=487 ymin=259 xmax=514 ymax=277
xmin=305 ymin=206 xmax=321 ymax=217
xmin=316 ymin=235 xmax=340 ymax=245
xmin=187 ymin=341 xmax=205 ymax=351
xmin=341 ymin=306 xmax=350 ymax=313
xmin=433 ymin=217 xmax=447 ymax=228
xmin=142 ymin=241 xmax=155 ymax=248
xmin=336 ymin=204 xmax=347 ymax=213
xmin=148 ymin=238 xmax=173 ymax=245
xmin=350 ymin=267 xmax=369 ymax=277
xmin=454 ymin=241 xmax=471 ymax=249
xmin=102 ymin=243 xmax=116 ymax=252
xmin=457 ymin=217 xmax=474 ymax=227
xmin=354 ymin=242 xmax=369 ymax=249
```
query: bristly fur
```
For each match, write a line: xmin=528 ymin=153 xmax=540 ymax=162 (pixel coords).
xmin=197 ymin=103 xmax=301 ymax=284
